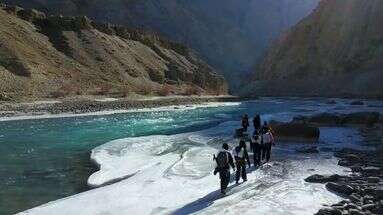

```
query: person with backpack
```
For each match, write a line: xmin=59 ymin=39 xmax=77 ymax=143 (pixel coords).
xmin=241 ymin=114 xmax=249 ymax=132
xmin=233 ymin=140 xmax=251 ymax=184
xmin=261 ymin=126 xmax=275 ymax=163
xmin=213 ymin=143 xmax=235 ymax=195
xmin=250 ymin=130 xmax=261 ymax=167
xmin=253 ymin=114 xmax=261 ymax=133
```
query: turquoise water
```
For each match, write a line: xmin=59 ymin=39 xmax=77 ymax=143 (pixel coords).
xmin=0 ymin=98 xmax=377 ymax=214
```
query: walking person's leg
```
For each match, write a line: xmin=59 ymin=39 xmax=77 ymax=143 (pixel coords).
xmin=266 ymin=143 xmax=271 ymax=162
xmin=220 ymin=170 xmax=229 ymax=194
xmin=252 ymin=150 xmax=257 ymax=166
xmin=257 ymin=148 xmax=261 ymax=165
xmin=241 ymin=162 xmax=247 ymax=181
xmin=261 ymin=145 xmax=266 ymax=161
xmin=235 ymin=162 xmax=241 ymax=183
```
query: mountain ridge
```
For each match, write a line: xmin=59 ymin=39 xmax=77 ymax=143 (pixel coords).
xmin=3 ymin=0 xmax=320 ymax=90
xmin=0 ymin=4 xmax=227 ymax=101
xmin=246 ymin=0 xmax=383 ymax=98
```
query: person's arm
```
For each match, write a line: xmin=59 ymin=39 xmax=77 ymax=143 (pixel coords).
xmin=269 ymin=132 xmax=275 ymax=145
xmin=228 ymin=153 xmax=235 ymax=170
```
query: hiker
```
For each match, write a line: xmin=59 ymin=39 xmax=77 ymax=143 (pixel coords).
xmin=213 ymin=143 xmax=235 ymax=195
xmin=233 ymin=140 xmax=251 ymax=184
xmin=253 ymin=114 xmax=261 ymax=133
xmin=261 ymin=125 xmax=275 ymax=162
xmin=250 ymin=130 xmax=261 ymax=166
xmin=242 ymin=114 xmax=249 ymax=131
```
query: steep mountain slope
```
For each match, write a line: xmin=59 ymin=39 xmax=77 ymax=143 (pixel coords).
xmin=0 ymin=5 xmax=227 ymax=101
xmin=3 ymin=0 xmax=320 ymax=90
xmin=249 ymin=0 xmax=383 ymax=98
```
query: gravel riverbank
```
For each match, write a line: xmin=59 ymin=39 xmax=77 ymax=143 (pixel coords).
xmin=0 ymin=96 xmax=241 ymax=118
xmin=307 ymin=124 xmax=383 ymax=215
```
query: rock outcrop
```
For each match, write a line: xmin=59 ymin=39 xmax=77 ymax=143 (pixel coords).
xmin=249 ymin=0 xmax=383 ymax=98
xmin=0 ymin=6 xmax=227 ymax=100
xmin=293 ymin=112 xmax=381 ymax=126
xmin=269 ymin=121 xmax=320 ymax=142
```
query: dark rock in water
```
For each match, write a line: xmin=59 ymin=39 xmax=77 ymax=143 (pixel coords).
xmin=294 ymin=112 xmax=380 ymax=126
xmin=315 ymin=208 xmax=342 ymax=215
xmin=361 ymin=166 xmax=381 ymax=176
xmin=367 ymin=177 xmax=380 ymax=183
xmin=350 ymin=101 xmax=364 ymax=105
xmin=306 ymin=113 xmax=342 ymax=125
xmin=341 ymin=112 xmax=380 ymax=126
xmin=326 ymin=100 xmax=337 ymax=105
xmin=269 ymin=121 xmax=320 ymax=142
xmin=344 ymin=203 xmax=359 ymax=210
xmin=349 ymin=193 xmax=362 ymax=203
xmin=326 ymin=182 xmax=354 ymax=196
xmin=371 ymin=207 xmax=383 ymax=214
xmin=338 ymin=154 xmax=362 ymax=167
xmin=305 ymin=174 xmax=342 ymax=183
xmin=320 ymin=147 xmax=335 ymax=152
xmin=348 ymin=208 xmax=363 ymax=215
xmin=296 ymin=146 xmax=319 ymax=153
xmin=361 ymin=203 xmax=376 ymax=211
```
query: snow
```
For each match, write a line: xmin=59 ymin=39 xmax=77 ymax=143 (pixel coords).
xmin=19 ymin=121 xmax=356 ymax=215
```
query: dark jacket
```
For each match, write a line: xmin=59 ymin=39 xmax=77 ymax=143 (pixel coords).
xmin=216 ymin=150 xmax=235 ymax=170
xmin=253 ymin=116 xmax=261 ymax=129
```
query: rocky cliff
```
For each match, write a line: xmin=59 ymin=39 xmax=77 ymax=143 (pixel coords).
xmin=0 ymin=5 xmax=227 ymax=101
xmin=3 ymin=0 xmax=319 ymax=90
xmin=249 ymin=0 xmax=383 ymax=98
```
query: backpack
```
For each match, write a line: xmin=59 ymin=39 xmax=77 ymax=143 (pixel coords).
xmin=216 ymin=151 xmax=229 ymax=168
xmin=235 ymin=146 xmax=245 ymax=158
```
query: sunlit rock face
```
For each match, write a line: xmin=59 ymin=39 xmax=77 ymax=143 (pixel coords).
xmin=248 ymin=0 xmax=383 ymax=98
xmin=0 ymin=6 xmax=227 ymax=100
xmin=3 ymin=0 xmax=320 ymax=90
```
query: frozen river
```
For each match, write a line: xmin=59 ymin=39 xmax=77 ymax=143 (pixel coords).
xmin=1 ymin=98 xmax=382 ymax=214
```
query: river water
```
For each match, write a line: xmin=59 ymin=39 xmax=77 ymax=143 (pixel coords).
xmin=1 ymin=98 xmax=382 ymax=214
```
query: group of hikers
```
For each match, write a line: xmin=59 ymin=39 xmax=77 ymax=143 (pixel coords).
xmin=214 ymin=114 xmax=275 ymax=195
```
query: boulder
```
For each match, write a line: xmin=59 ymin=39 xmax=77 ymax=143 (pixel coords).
xmin=326 ymin=182 xmax=354 ymax=196
xmin=326 ymin=100 xmax=337 ymax=105
xmin=315 ymin=208 xmax=342 ymax=215
xmin=348 ymin=209 xmax=363 ymax=215
xmin=361 ymin=167 xmax=381 ymax=176
xmin=307 ymin=113 xmax=342 ymax=125
xmin=361 ymin=204 xmax=376 ymax=211
xmin=305 ymin=174 xmax=342 ymax=183
xmin=269 ymin=121 xmax=320 ymax=142
xmin=338 ymin=154 xmax=362 ymax=167
xmin=367 ymin=177 xmax=380 ymax=183
xmin=350 ymin=101 xmax=364 ymax=105
xmin=341 ymin=112 xmax=380 ymax=125
xmin=296 ymin=146 xmax=319 ymax=153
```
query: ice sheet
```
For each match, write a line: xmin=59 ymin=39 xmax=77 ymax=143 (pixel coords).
xmin=20 ymin=121 xmax=357 ymax=215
